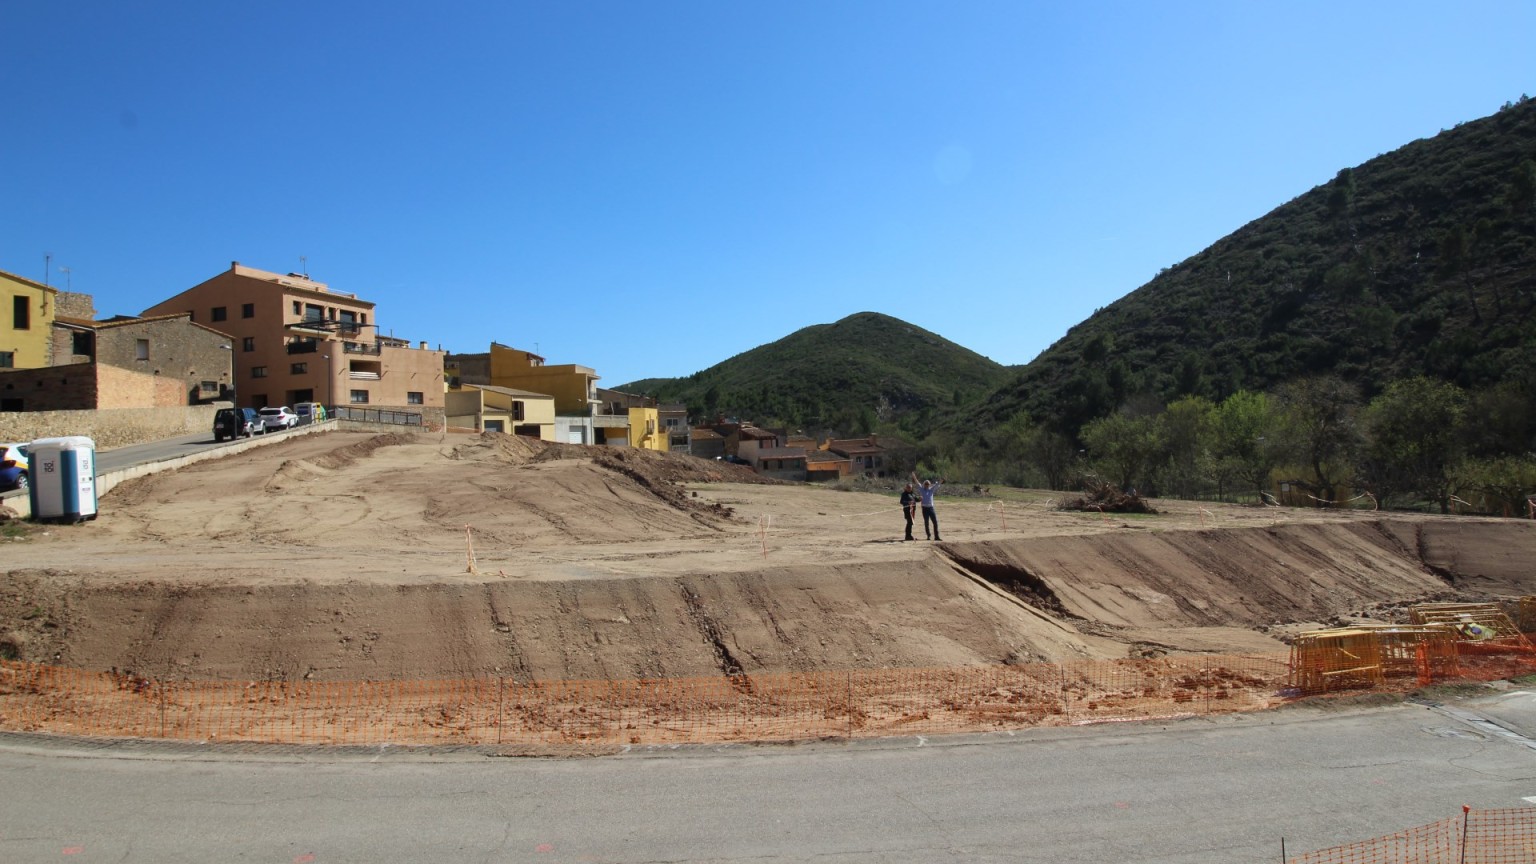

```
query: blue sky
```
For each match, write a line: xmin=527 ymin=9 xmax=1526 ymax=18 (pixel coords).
xmin=3 ymin=2 xmax=1532 ymax=387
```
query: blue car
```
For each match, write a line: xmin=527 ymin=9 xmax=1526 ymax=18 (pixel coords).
xmin=0 ymin=443 xmax=28 ymax=491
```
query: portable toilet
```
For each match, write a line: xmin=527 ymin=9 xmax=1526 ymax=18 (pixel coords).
xmin=27 ymin=436 xmax=98 ymax=522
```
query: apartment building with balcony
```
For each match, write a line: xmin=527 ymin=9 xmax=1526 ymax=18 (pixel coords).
xmin=141 ymin=262 xmax=445 ymax=416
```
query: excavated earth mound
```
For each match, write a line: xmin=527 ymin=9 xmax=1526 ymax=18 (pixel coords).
xmin=1 ymin=431 xmax=1533 ymax=682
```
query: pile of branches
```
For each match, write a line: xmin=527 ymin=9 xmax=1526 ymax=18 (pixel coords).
xmin=1058 ymin=481 xmax=1158 ymax=514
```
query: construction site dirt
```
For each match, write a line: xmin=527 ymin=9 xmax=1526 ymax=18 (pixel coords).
xmin=2 ymin=431 xmax=1533 ymax=693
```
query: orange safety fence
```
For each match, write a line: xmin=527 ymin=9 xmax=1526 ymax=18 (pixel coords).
xmin=1 ymin=638 xmax=1533 ymax=748
xmin=1288 ymin=807 xmax=1536 ymax=864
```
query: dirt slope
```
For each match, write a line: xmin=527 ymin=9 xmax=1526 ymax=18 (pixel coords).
xmin=2 ymin=431 xmax=1532 ymax=682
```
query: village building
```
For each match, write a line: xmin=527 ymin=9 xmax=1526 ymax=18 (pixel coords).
xmin=140 ymin=262 xmax=445 ymax=418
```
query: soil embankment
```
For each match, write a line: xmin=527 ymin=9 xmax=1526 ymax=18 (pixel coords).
xmin=2 ymin=431 xmax=1532 ymax=681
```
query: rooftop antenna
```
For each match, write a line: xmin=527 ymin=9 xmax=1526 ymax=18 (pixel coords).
xmin=300 ymin=255 xmax=308 ymax=277
xmin=58 ymin=266 xmax=72 ymax=291
xmin=43 ymin=252 xmax=51 ymax=287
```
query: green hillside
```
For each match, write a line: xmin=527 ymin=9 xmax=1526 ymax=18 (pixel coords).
xmin=978 ymin=97 xmax=1536 ymax=436
xmin=621 ymin=312 xmax=1010 ymax=434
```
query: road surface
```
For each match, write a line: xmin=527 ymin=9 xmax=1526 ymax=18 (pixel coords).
xmin=1 ymin=423 xmax=316 ymax=504
xmin=2 ymin=692 xmax=1534 ymax=863
xmin=95 ymin=424 xmax=311 ymax=474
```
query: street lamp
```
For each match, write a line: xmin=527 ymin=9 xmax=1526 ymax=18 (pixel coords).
xmin=322 ymin=355 xmax=334 ymax=415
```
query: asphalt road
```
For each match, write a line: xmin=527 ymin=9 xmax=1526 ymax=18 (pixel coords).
xmin=0 ymin=423 xmax=314 ymax=503
xmin=2 ymin=694 xmax=1534 ymax=863
xmin=94 ymin=424 xmax=309 ymax=475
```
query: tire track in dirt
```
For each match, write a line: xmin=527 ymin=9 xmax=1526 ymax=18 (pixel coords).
xmin=678 ymin=580 xmax=745 ymax=679
xmin=485 ymin=584 xmax=534 ymax=682
xmin=119 ymin=585 xmax=198 ymax=678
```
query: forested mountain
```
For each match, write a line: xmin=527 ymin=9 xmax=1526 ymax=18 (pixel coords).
xmin=620 ymin=312 xmax=1010 ymax=435
xmin=622 ymin=99 xmax=1536 ymax=511
xmin=975 ymin=97 xmax=1536 ymax=436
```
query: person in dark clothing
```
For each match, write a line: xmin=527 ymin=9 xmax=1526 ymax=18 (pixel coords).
xmin=911 ymin=472 xmax=945 ymax=541
xmin=900 ymin=483 xmax=918 ymax=540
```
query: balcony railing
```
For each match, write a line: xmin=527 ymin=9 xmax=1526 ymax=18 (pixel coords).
xmin=349 ymin=371 xmax=382 ymax=380
xmin=286 ymin=340 xmax=319 ymax=355
xmin=342 ymin=342 xmax=381 ymax=355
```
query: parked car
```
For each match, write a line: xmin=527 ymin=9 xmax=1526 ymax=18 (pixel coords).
xmin=258 ymin=406 xmax=298 ymax=432
xmin=212 ymin=407 xmax=259 ymax=442
xmin=0 ymin=442 xmax=28 ymax=491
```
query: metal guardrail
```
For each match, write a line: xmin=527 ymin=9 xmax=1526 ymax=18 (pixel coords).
xmin=328 ymin=406 xmax=423 ymax=426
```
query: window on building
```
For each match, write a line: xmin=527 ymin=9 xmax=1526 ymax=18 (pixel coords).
xmin=339 ymin=310 xmax=357 ymax=329
xmin=242 ymin=337 xmax=255 ymax=351
xmin=252 ymin=366 xmax=268 ymax=379
xmin=513 ymin=401 xmax=525 ymax=421
xmin=292 ymin=301 xmax=301 ymax=315
xmin=304 ymin=304 xmax=324 ymax=323
xmin=13 ymin=296 xmax=30 ymax=330
xmin=406 ymin=391 xmax=423 ymax=405
xmin=135 ymin=339 xmax=149 ymax=361
xmin=0 ymin=351 xmax=13 ymax=368
xmin=211 ymin=306 xmax=227 ymax=322
xmin=72 ymin=331 xmax=94 ymax=357
xmin=360 ymin=312 xmax=367 ymax=326
xmin=291 ymin=362 xmax=307 ymax=374
xmin=242 ymin=303 xmax=255 ymax=318
xmin=199 ymin=381 xmax=218 ymax=395
xmin=350 ymin=389 xmax=369 ymax=404
xmin=328 ymin=307 xmax=337 ymax=320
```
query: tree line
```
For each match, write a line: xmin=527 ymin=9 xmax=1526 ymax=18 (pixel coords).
xmin=928 ymin=375 xmax=1536 ymax=516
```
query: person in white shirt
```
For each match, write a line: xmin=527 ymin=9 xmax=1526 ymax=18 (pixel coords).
xmin=910 ymin=472 xmax=945 ymax=541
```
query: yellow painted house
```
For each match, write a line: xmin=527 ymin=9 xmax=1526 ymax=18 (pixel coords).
xmin=444 ymin=384 xmax=556 ymax=439
xmin=0 ymin=268 xmax=58 ymax=370
xmin=486 ymin=344 xmax=599 ymax=415
xmin=627 ymin=406 xmax=667 ymax=451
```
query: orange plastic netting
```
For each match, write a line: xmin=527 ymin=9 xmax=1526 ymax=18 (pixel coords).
xmin=3 ymin=632 xmax=1534 ymax=747
xmin=1289 ymin=808 xmax=1536 ymax=864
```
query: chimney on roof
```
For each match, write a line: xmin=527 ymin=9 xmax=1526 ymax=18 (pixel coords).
xmin=419 ymin=341 xmax=427 ymax=350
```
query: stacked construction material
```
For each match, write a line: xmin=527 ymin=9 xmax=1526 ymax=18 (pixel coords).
xmin=1408 ymin=602 xmax=1531 ymax=646
xmin=1288 ymin=625 xmax=1460 ymax=694
xmin=1516 ymin=596 xmax=1536 ymax=634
